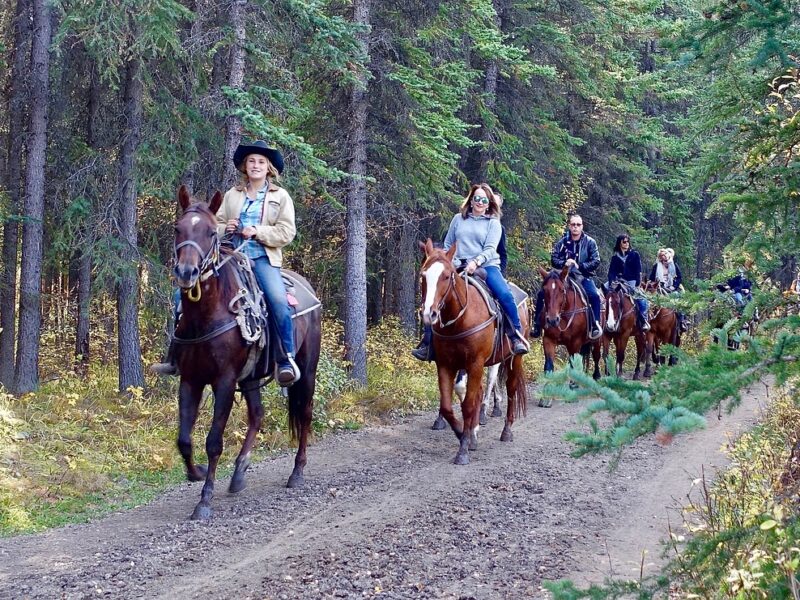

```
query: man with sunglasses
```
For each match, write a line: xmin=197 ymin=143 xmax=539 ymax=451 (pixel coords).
xmin=531 ymin=214 xmax=603 ymax=340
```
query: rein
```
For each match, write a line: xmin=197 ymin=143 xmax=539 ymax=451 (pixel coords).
xmin=173 ymin=231 xmax=250 ymax=344
xmin=546 ymin=278 xmax=587 ymax=333
xmin=430 ymin=268 xmax=494 ymax=340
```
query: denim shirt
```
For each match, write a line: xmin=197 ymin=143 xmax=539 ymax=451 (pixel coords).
xmin=239 ymin=185 xmax=268 ymax=260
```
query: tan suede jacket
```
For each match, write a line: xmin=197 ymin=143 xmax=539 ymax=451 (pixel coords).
xmin=215 ymin=183 xmax=296 ymax=268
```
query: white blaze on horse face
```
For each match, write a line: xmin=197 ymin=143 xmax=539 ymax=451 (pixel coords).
xmin=422 ymin=262 xmax=445 ymax=323
xmin=190 ymin=215 xmax=201 ymax=229
xmin=607 ymin=302 xmax=616 ymax=330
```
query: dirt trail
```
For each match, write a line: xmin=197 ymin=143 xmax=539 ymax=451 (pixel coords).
xmin=0 ymin=381 xmax=771 ymax=599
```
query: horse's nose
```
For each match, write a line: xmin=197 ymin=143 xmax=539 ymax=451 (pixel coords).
xmin=173 ymin=264 xmax=199 ymax=286
xmin=545 ymin=316 xmax=559 ymax=328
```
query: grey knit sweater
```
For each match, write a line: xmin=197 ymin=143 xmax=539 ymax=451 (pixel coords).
xmin=443 ymin=213 xmax=501 ymax=268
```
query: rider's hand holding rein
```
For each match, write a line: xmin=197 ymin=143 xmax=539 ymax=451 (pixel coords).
xmin=466 ymin=259 xmax=478 ymax=275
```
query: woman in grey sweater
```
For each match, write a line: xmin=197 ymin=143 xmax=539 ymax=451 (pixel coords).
xmin=412 ymin=184 xmax=529 ymax=360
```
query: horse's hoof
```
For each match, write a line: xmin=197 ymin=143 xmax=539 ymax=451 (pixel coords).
xmin=431 ymin=415 xmax=447 ymax=430
xmin=452 ymin=452 xmax=470 ymax=465
xmin=187 ymin=465 xmax=207 ymax=482
xmin=287 ymin=472 xmax=305 ymax=488
xmin=537 ymin=398 xmax=552 ymax=408
xmin=191 ymin=502 xmax=212 ymax=521
xmin=633 ymin=372 xmax=640 ymax=381
xmin=500 ymin=427 xmax=513 ymax=442
xmin=491 ymin=406 xmax=502 ymax=417
xmin=468 ymin=434 xmax=478 ymax=451
xmin=643 ymin=368 xmax=653 ymax=378
xmin=479 ymin=406 xmax=488 ymax=426
xmin=228 ymin=474 xmax=246 ymax=494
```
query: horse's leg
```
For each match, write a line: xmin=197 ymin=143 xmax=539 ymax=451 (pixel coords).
xmin=286 ymin=371 xmax=315 ymax=488
xmin=455 ymin=362 xmax=484 ymax=465
xmin=592 ymin=339 xmax=602 ymax=380
xmin=501 ymin=355 xmax=524 ymax=441
xmin=601 ymin=335 xmax=610 ymax=377
xmin=633 ymin=333 xmax=644 ymax=380
xmin=616 ymin=332 xmax=629 ymax=378
xmin=668 ymin=321 xmax=680 ymax=366
xmin=643 ymin=332 xmax=654 ymax=378
xmin=491 ymin=364 xmax=503 ymax=417
xmin=191 ymin=378 xmax=237 ymax=521
xmin=539 ymin=337 xmax=557 ymax=407
xmin=229 ymin=383 xmax=264 ymax=493
xmin=481 ymin=365 xmax=500 ymax=424
xmin=436 ymin=366 xmax=462 ymax=440
xmin=436 ymin=370 xmax=465 ymax=430
xmin=177 ymin=378 xmax=207 ymax=482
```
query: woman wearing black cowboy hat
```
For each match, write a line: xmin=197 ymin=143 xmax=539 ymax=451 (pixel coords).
xmin=216 ymin=140 xmax=300 ymax=386
xmin=151 ymin=140 xmax=300 ymax=385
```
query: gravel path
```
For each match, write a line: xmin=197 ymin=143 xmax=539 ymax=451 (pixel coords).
xmin=0 ymin=380 xmax=771 ymax=599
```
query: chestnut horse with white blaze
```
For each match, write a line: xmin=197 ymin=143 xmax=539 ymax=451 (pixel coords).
xmin=419 ymin=239 xmax=528 ymax=465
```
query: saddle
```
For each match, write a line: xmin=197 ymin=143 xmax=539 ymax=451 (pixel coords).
xmin=565 ymin=273 xmax=604 ymax=339
xmin=223 ymin=249 xmax=322 ymax=382
xmin=463 ymin=271 xmax=528 ymax=365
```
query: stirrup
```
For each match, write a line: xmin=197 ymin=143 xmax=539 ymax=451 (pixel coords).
xmin=411 ymin=344 xmax=432 ymax=361
xmin=640 ymin=321 xmax=651 ymax=332
xmin=589 ymin=324 xmax=603 ymax=340
xmin=276 ymin=356 xmax=301 ymax=387
xmin=510 ymin=330 xmax=530 ymax=355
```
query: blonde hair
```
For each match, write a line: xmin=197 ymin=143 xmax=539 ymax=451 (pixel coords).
xmin=234 ymin=155 xmax=281 ymax=191
xmin=459 ymin=183 xmax=503 ymax=219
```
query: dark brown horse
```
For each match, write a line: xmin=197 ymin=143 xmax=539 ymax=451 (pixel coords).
xmin=538 ymin=266 xmax=604 ymax=381
xmin=638 ymin=282 xmax=680 ymax=377
xmin=603 ymin=280 xmax=646 ymax=379
xmin=419 ymin=239 xmax=528 ymax=465
xmin=171 ymin=185 xmax=321 ymax=520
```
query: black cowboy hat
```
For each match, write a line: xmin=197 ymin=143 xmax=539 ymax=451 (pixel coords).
xmin=233 ymin=140 xmax=284 ymax=174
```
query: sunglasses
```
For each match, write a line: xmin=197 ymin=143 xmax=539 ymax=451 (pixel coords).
xmin=621 ymin=239 xmax=630 ymax=244
xmin=472 ymin=196 xmax=490 ymax=205
xmin=569 ymin=222 xmax=582 ymax=227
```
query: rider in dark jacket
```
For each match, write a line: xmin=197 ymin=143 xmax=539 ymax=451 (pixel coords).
xmin=532 ymin=215 xmax=603 ymax=340
xmin=726 ymin=268 xmax=753 ymax=306
xmin=607 ymin=234 xmax=649 ymax=331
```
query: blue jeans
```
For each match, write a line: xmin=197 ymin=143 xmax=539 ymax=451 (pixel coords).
xmin=484 ymin=266 xmax=522 ymax=331
xmin=635 ymin=297 xmax=649 ymax=320
xmin=582 ymin=278 xmax=601 ymax=322
xmin=252 ymin=257 xmax=295 ymax=356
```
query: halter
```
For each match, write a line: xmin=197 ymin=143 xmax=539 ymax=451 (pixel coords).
xmin=544 ymin=274 xmax=588 ymax=333
xmin=435 ymin=270 xmax=470 ymax=327
xmin=607 ymin=286 xmax=635 ymax=330
xmin=174 ymin=232 xmax=221 ymax=302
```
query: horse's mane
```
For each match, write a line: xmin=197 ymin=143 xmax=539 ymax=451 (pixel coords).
xmin=542 ymin=269 xmax=564 ymax=283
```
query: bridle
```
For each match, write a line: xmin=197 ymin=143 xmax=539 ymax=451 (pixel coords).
xmin=543 ymin=274 xmax=586 ymax=333
xmin=424 ymin=258 xmax=495 ymax=340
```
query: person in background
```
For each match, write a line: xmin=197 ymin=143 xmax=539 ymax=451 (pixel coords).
xmin=607 ymin=234 xmax=649 ymax=331
xmin=532 ymin=215 xmax=603 ymax=340
xmin=648 ymin=247 xmax=688 ymax=332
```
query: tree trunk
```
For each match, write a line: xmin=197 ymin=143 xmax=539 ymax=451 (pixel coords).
xmin=395 ymin=218 xmax=418 ymax=332
xmin=74 ymin=55 xmax=100 ymax=375
xmin=344 ymin=0 xmax=370 ymax=385
xmin=115 ymin=53 xmax=145 ymax=392
xmin=219 ymin=0 xmax=245 ymax=191
xmin=0 ymin=0 xmax=31 ymax=388
xmin=14 ymin=0 xmax=51 ymax=394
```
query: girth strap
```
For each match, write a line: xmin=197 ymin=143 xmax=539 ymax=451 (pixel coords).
xmin=173 ymin=319 xmax=239 ymax=345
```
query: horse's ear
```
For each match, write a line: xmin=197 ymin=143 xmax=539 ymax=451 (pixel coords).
xmin=208 ymin=190 xmax=223 ymax=215
xmin=538 ymin=266 xmax=549 ymax=280
xmin=445 ymin=241 xmax=457 ymax=261
xmin=178 ymin=185 xmax=192 ymax=211
xmin=560 ymin=265 xmax=570 ymax=281
xmin=419 ymin=238 xmax=433 ymax=254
